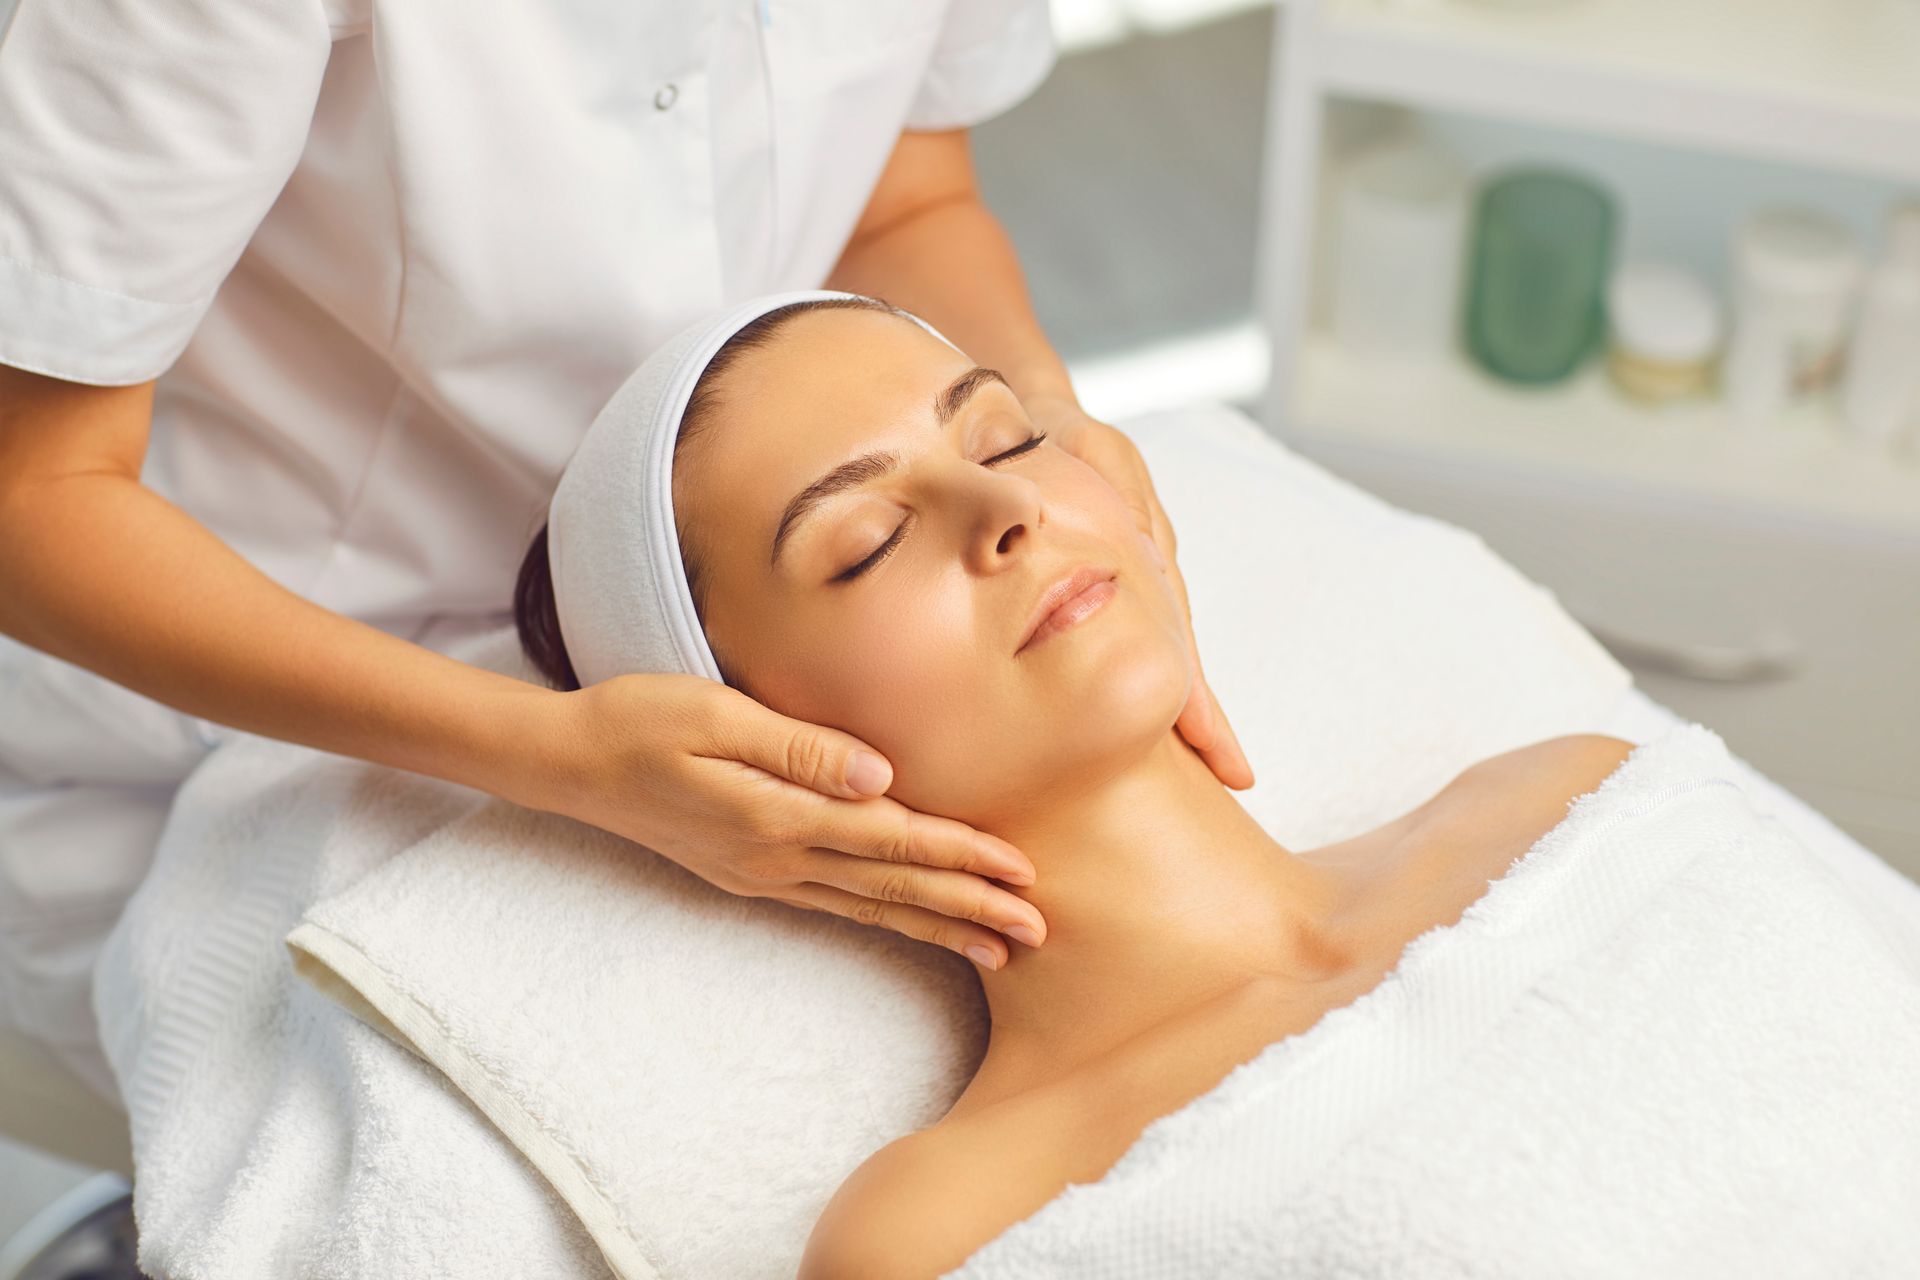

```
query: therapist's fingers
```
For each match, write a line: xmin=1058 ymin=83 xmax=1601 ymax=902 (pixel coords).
xmin=673 ymin=680 xmax=1037 ymax=884
xmin=702 ymin=684 xmax=899 ymax=801
xmin=814 ymin=792 xmax=1038 ymax=887
xmin=1168 ymin=597 xmax=1254 ymax=790
xmin=1032 ymin=398 xmax=1164 ymax=550
xmin=1125 ymin=454 xmax=1254 ymax=789
xmin=771 ymin=880 xmax=1029 ymax=971
xmin=1177 ymin=670 xmax=1255 ymax=791
xmin=1151 ymin=496 xmax=1181 ymax=586
xmin=1132 ymin=454 xmax=1254 ymax=789
xmin=1078 ymin=414 xmax=1165 ymax=558
xmin=793 ymin=848 xmax=1045 ymax=956
xmin=1144 ymin=490 xmax=1187 ymax=617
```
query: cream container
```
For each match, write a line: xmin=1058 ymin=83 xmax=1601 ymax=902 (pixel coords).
xmin=1605 ymin=262 xmax=1722 ymax=404
xmin=1841 ymin=201 xmax=1920 ymax=450
xmin=1722 ymin=207 xmax=1862 ymax=426
xmin=1326 ymin=137 xmax=1472 ymax=363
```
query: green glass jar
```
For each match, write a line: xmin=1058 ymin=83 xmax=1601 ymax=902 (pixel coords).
xmin=1464 ymin=168 xmax=1617 ymax=384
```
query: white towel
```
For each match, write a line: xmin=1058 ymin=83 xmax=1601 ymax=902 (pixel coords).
xmin=101 ymin=682 xmax=1917 ymax=1279
xmin=942 ymin=723 xmax=1920 ymax=1279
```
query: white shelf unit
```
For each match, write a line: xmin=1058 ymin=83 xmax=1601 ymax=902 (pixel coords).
xmin=1259 ymin=0 xmax=1920 ymax=473
xmin=1253 ymin=0 xmax=1920 ymax=876
xmin=1291 ymin=333 xmax=1920 ymax=540
xmin=1315 ymin=0 xmax=1920 ymax=184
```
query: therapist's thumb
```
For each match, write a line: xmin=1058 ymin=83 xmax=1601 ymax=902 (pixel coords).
xmin=727 ymin=700 xmax=893 ymax=799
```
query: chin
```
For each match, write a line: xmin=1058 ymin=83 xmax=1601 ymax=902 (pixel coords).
xmin=1091 ymin=641 xmax=1192 ymax=734
xmin=887 ymin=646 xmax=1190 ymax=823
xmin=1043 ymin=592 xmax=1192 ymax=720
xmin=1030 ymin=640 xmax=1191 ymax=788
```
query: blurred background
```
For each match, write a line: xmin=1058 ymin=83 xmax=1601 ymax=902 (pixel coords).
xmin=972 ymin=0 xmax=1920 ymax=891
xmin=5 ymin=0 xmax=1919 ymax=1271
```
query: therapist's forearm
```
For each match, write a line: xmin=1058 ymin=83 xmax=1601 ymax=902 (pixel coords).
xmin=0 ymin=403 xmax=550 ymax=801
xmin=825 ymin=191 xmax=1078 ymax=411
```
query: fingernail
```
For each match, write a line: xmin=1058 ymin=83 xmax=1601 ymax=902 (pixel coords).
xmin=964 ymin=944 xmax=1000 ymax=970
xmin=845 ymin=752 xmax=892 ymax=796
xmin=1005 ymin=924 xmax=1041 ymax=948
xmin=1001 ymin=865 xmax=1036 ymax=886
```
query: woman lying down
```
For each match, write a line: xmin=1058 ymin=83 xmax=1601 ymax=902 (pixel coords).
xmin=518 ymin=290 xmax=1920 ymax=1278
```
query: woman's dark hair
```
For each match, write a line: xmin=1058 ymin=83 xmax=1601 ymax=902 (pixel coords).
xmin=514 ymin=294 xmax=908 ymax=691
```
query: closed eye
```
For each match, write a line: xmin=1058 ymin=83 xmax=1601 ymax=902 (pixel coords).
xmin=832 ymin=431 xmax=1049 ymax=582
xmin=982 ymin=431 xmax=1047 ymax=467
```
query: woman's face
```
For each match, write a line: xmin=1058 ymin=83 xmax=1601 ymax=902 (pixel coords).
xmin=674 ymin=306 xmax=1193 ymax=826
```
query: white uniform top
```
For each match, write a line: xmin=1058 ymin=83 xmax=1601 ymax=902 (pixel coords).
xmin=0 ymin=0 xmax=1054 ymax=633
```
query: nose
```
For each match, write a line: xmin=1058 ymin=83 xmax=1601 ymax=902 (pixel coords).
xmin=963 ymin=467 xmax=1043 ymax=573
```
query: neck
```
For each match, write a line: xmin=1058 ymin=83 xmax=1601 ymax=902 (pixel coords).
xmin=971 ymin=729 xmax=1373 ymax=1087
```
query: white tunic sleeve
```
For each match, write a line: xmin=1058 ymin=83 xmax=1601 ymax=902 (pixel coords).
xmin=905 ymin=0 xmax=1057 ymax=132
xmin=0 ymin=0 xmax=336 ymax=385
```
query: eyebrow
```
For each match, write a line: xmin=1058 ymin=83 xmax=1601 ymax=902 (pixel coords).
xmin=768 ymin=366 xmax=1008 ymax=569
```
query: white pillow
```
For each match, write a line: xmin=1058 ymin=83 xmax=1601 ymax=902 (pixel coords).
xmin=1139 ymin=402 xmax=1631 ymax=849
xmin=294 ymin=402 xmax=1632 ymax=1279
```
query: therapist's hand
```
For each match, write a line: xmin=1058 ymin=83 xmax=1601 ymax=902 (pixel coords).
xmin=1025 ymin=395 xmax=1256 ymax=790
xmin=521 ymin=673 xmax=1046 ymax=971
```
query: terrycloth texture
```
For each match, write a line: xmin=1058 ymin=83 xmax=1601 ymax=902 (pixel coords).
xmin=102 ymin=684 xmax=1916 ymax=1280
xmin=89 ymin=402 xmax=1904 ymax=1277
xmin=546 ymin=290 xmax=958 ymax=688
xmin=943 ymin=723 xmax=1920 ymax=1279
xmin=91 ymin=724 xmax=613 ymax=1278
xmin=285 ymin=772 xmax=987 ymax=1280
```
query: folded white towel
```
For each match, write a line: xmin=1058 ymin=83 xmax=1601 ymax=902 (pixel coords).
xmin=943 ymin=722 xmax=1920 ymax=1278
xmin=286 ymin=783 xmax=984 ymax=1279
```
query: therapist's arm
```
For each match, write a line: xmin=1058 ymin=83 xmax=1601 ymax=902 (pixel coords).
xmin=825 ymin=129 xmax=1254 ymax=789
xmin=824 ymin=129 xmax=1076 ymax=417
xmin=0 ymin=365 xmax=1044 ymax=966
xmin=0 ymin=369 xmax=551 ymax=794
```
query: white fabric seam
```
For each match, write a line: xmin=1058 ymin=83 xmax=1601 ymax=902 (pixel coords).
xmin=0 ymin=250 xmax=208 ymax=310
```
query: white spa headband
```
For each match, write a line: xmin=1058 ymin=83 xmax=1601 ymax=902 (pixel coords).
xmin=547 ymin=289 xmax=961 ymax=689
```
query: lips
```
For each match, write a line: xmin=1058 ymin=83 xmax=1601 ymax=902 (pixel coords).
xmin=1016 ymin=565 xmax=1118 ymax=654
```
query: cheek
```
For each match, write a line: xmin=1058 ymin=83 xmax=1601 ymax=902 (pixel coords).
xmin=750 ymin=580 xmax=978 ymax=756
xmin=1053 ymin=459 xmax=1188 ymax=625
xmin=758 ymin=577 xmax=1029 ymax=818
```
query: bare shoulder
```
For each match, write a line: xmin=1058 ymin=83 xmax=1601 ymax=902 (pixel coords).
xmin=1461 ymin=733 xmax=1638 ymax=791
xmin=1399 ymin=733 xmax=1641 ymax=888
xmin=799 ymin=1088 xmax=1093 ymax=1280
xmin=1417 ymin=734 xmax=1639 ymax=851
xmin=798 ymin=1126 xmax=999 ymax=1280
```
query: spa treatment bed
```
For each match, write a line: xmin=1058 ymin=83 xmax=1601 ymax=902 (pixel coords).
xmin=89 ymin=404 xmax=1920 ymax=1279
